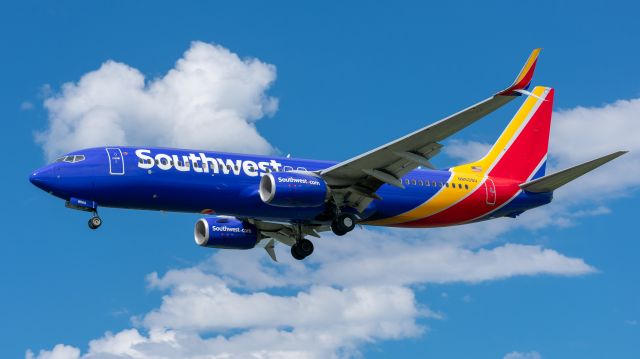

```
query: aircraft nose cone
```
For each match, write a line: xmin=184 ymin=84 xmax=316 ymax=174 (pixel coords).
xmin=29 ymin=167 xmax=56 ymax=192
xmin=29 ymin=171 xmax=39 ymax=185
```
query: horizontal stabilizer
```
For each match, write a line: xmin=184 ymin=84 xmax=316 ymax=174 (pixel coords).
xmin=520 ymin=151 xmax=627 ymax=193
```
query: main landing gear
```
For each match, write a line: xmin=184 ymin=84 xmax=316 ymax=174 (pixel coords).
xmin=291 ymin=238 xmax=314 ymax=260
xmin=88 ymin=212 xmax=102 ymax=230
xmin=331 ymin=213 xmax=356 ymax=236
xmin=290 ymin=224 xmax=314 ymax=260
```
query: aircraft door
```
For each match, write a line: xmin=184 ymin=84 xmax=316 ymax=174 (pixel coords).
xmin=484 ymin=178 xmax=496 ymax=205
xmin=106 ymin=148 xmax=125 ymax=175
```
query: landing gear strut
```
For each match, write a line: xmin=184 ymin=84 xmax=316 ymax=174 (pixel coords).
xmin=88 ymin=213 xmax=102 ymax=230
xmin=331 ymin=213 xmax=356 ymax=236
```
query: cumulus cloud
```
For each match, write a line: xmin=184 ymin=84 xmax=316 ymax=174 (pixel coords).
xmin=36 ymin=41 xmax=278 ymax=161
xmin=503 ymin=351 xmax=542 ymax=359
xmin=27 ymin=226 xmax=594 ymax=359
xmin=26 ymin=345 xmax=80 ymax=359
xmin=444 ymin=139 xmax=491 ymax=164
xmin=27 ymin=45 xmax=635 ymax=359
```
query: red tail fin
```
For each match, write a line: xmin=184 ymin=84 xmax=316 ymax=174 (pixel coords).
xmin=456 ymin=86 xmax=553 ymax=182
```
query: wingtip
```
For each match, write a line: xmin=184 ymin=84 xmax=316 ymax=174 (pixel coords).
xmin=497 ymin=48 xmax=542 ymax=96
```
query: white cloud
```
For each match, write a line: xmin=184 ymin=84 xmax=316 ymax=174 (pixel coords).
xmin=549 ymin=98 xmax=640 ymax=201
xmin=36 ymin=41 xmax=278 ymax=161
xmin=28 ymin=45 xmax=636 ymax=359
xmin=444 ymin=139 xmax=491 ymax=164
xmin=503 ymin=351 xmax=542 ymax=359
xmin=26 ymin=345 xmax=80 ymax=359
xmin=26 ymin=226 xmax=594 ymax=359
xmin=20 ymin=101 xmax=34 ymax=110
xmin=142 ymin=270 xmax=425 ymax=334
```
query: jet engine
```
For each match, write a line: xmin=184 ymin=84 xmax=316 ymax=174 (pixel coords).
xmin=194 ymin=216 xmax=259 ymax=249
xmin=259 ymin=172 xmax=330 ymax=207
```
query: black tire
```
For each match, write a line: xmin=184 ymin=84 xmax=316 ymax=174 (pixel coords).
xmin=89 ymin=217 xmax=102 ymax=229
xmin=291 ymin=244 xmax=306 ymax=260
xmin=331 ymin=227 xmax=348 ymax=236
xmin=298 ymin=239 xmax=314 ymax=257
xmin=331 ymin=213 xmax=356 ymax=235
xmin=291 ymin=239 xmax=314 ymax=260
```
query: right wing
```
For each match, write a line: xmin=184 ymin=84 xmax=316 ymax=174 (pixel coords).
xmin=321 ymin=49 xmax=542 ymax=211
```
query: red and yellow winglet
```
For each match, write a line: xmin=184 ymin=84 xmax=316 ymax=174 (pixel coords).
xmin=497 ymin=48 xmax=541 ymax=96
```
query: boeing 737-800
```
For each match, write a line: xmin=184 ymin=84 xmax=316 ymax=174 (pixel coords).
xmin=29 ymin=49 xmax=626 ymax=261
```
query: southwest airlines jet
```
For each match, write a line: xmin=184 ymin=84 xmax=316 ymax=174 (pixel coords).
xmin=29 ymin=49 xmax=626 ymax=261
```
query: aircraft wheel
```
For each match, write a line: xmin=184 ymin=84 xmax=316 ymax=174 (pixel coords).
xmin=331 ymin=213 xmax=356 ymax=235
xmin=291 ymin=244 xmax=305 ymax=260
xmin=291 ymin=239 xmax=314 ymax=260
xmin=88 ymin=216 xmax=102 ymax=230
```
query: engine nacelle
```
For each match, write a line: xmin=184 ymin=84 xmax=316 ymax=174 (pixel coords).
xmin=259 ymin=172 xmax=329 ymax=207
xmin=194 ymin=216 xmax=259 ymax=249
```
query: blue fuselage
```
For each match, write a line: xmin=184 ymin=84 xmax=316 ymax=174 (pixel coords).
xmin=29 ymin=147 xmax=552 ymax=226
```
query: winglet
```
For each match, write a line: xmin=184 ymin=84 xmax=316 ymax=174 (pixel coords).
xmin=497 ymin=48 xmax=542 ymax=96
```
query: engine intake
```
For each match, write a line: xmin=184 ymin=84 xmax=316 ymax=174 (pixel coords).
xmin=194 ymin=216 xmax=259 ymax=249
xmin=259 ymin=172 xmax=329 ymax=207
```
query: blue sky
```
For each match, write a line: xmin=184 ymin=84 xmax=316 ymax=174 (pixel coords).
xmin=2 ymin=1 xmax=639 ymax=358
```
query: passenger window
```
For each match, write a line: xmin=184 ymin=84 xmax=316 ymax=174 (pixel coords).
xmin=194 ymin=162 xmax=200 ymax=168
xmin=405 ymin=179 xmax=410 ymax=185
xmin=418 ymin=180 xmax=423 ymax=186
xmin=465 ymin=184 xmax=469 ymax=190
xmin=412 ymin=179 xmax=417 ymax=185
xmin=445 ymin=183 xmax=449 ymax=188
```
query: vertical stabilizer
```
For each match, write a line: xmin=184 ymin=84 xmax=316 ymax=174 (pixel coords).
xmin=456 ymin=86 xmax=554 ymax=182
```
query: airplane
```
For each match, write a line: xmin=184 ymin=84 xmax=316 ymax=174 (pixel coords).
xmin=29 ymin=49 xmax=627 ymax=261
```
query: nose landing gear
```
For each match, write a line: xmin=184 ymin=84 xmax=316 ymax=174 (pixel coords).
xmin=88 ymin=213 xmax=102 ymax=230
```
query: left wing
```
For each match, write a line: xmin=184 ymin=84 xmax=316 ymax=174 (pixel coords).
xmin=320 ymin=49 xmax=541 ymax=212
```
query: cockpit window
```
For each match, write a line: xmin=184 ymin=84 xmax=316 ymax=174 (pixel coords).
xmin=54 ymin=155 xmax=86 ymax=164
